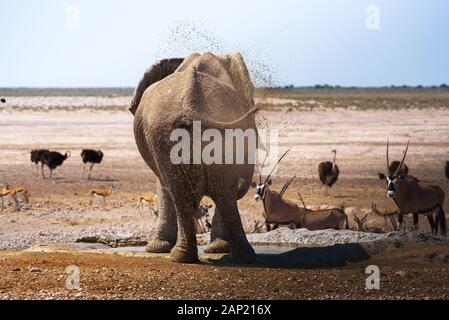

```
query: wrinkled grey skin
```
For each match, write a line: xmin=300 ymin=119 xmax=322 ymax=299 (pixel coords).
xmin=130 ymin=52 xmax=258 ymax=263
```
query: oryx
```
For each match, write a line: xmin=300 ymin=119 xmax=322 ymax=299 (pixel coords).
xmin=254 ymin=148 xmax=297 ymax=230
xmin=254 ymin=149 xmax=348 ymax=231
xmin=378 ymin=140 xmax=446 ymax=235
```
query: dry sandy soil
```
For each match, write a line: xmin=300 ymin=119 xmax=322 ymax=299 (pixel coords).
xmin=0 ymin=88 xmax=449 ymax=299
xmin=0 ymin=242 xmax=449 ymax=299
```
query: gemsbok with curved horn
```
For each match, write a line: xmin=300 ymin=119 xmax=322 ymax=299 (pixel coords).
xmin=254 ymin=149 xmax=348 ymax=231
xmin=254 ymin=148 xmax=294 ymax=231
xmin=378 ymin=140 xmax=446 ymax=235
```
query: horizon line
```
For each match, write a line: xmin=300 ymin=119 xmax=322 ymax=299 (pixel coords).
xmin=0 ymin=84 xmax=448 ymax=90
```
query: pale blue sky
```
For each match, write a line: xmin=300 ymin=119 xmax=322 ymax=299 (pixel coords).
xmin=0 ymin=0 xmax=448 ymax=87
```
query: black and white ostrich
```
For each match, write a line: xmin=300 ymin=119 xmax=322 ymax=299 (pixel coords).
xmin=388 ymin=160 xmax=409 ymax=177
xmin=41 ymin=151 xmax=71 ymax=179
xmin=81 ymin=149 xmax=104 ymax=180
xmin=30 ymin=149 xmax=50 ymax=178
xmin=0 ymin=98 xmax=6 ymax=103
xmin=318 ymin=149 xmax=340 ymax=196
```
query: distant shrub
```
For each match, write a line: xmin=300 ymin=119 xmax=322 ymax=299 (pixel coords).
xmin=314 ymin=84 xmax=333 ymax=89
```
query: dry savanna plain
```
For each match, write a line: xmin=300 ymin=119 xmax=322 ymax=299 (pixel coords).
xmin=1 ymin=87 xmax=449 ymax=299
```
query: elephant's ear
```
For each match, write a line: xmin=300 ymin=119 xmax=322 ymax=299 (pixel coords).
xmin=223 ymin=53 xmax=255 ymax=110
xmin=129 ymin=58 xmax=184 ymax=115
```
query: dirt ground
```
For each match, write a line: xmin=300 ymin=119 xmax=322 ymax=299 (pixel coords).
xmin=0 ymin=243 xmax=448 ymax=299
xmin=0 ymin=89 xmax=449 ymax=299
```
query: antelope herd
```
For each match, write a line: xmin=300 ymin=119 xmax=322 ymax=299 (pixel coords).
xmin=252 ymin=141 xmax=447 ymax=235
xmin=1 ymin=141 xmax=448 ymax=237
xmin=255 ymin=149 xmax=348 ymax=231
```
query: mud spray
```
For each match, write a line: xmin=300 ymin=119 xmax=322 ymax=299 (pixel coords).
xmin=157 ymin=20 xmax=278 ymax=125
xmin=155 ymin=18 xmax=305 ymax=168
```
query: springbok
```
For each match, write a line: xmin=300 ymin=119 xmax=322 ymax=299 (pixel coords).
xmin=378 ymin=140 xmax=446 ymax=235
xmin=254 ymin=149 xmax=348 ymax=231
xmin=89 ymin=185 xmax=117 ymax=205
xmin=353 ymin=213 xmax=384 ymax=233
xmin=193 ymin=203 xmax=213 ymax=234
xmin=370 ymin=203 xmax=399 ymax=231
xmin=7 ymin=185 xmax=30 ymax=208
xmin=137 ymin=193 xmax=158 ymax=216
xmin=249 ymin=220 xmax=264 ymax=234
xmin=0 ymin=185 xmax=19 ymax=211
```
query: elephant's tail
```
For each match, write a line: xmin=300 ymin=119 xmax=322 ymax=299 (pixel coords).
xmin=439 ymin=206 xmax=447 ymax=236
xmin=200 ymin=107 xmax=259 ymax=129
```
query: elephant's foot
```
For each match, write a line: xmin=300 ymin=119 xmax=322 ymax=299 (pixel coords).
xmin=203 ymin=238 xmax=231 ymax=253
xmin=145 ymin=239 xmax=174 ymax=253
xmin=170 ymin=244 xmax=198 ymax=263
xmin=231 ymin=242 xmax=256 ymax=264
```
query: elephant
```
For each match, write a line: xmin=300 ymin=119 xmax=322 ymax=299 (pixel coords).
xmin=130 ymin=52 xmax=259 ymax=263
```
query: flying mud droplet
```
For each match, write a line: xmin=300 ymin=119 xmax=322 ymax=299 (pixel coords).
xmin=156 ymin=18 xmax=281 ymax=89
xmin=156 ymin=18 xmax=282 ymax=131
xmin=156 ymin=18 xmax=223 ymax=58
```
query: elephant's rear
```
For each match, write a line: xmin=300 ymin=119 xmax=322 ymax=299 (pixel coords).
xmin=134 ymin=54 xmax=256 ymax=200
xmin=131 ymin=52 xmax=258 ymax=263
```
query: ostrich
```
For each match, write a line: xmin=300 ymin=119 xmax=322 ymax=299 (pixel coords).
xmin=41 ymin=151 xmax=71 ymax=179
xmin=0 ymin=98 xmax=6 ymax=103
xmin=80 ymin=149 xmax=104 ymax=180
xmin=318 ymin=149 xmax=340 ymax=196
xmin=388 ymin=160 xmax=409 ymax=176
xmin=387 ymin=147 xmax=409 ymax=177
xmin=30 ymin=149 xmax=50 ymax=178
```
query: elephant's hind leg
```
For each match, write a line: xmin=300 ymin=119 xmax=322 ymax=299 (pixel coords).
xmin=146 ymin=179 xmax=178 ymax=253
xmin=218 ymin=198 xmax=255 ymax=263
xmin=170 ymin=196 xmax=199 ymax=263
xmin=162 ymin=178 xmax=200 ymax=263
xmin=203 ymin=207 xmax=231 ymax=253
